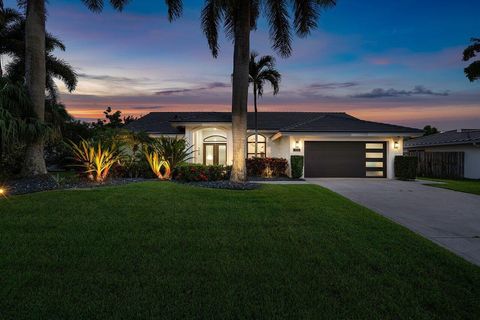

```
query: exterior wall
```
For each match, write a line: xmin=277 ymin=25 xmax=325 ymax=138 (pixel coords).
xmin=270 ymin=136 xmax=292 ymax=176
xmin=279 ymin=135 xmax=404 ymax=179
xmin=411 ymin=145 xmax=480 ymax=179
xmin=186 ymin=126 xmax=232 ymax=165
xmin=151 ymin=128 xmax=408 ymax=179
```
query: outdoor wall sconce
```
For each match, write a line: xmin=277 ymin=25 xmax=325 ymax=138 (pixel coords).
xmin=394 ymin=140 xmax=399 ymax=150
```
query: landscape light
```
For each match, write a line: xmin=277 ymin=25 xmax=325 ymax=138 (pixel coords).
xmin=0 ymin=187 xmax=7 ymax=198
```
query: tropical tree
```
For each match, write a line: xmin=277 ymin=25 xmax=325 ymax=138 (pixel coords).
xmin=463 ymin=38 xmax=480 ymax=82
xmin=198 ymin=0 xmax=336 ymax=181
xmin=423 ymin=125 xmax=439 ymax=136
xmin=19 ymin=0 xmax=147 ymax=176
xmin=249 ymin=51 xmax=281 ymax=157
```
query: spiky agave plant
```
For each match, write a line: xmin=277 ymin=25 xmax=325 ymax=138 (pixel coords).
xmin=144 ymin=148 xmax=171 ymax=180
xmin=69 ymin=139 xmax=123 ymax=182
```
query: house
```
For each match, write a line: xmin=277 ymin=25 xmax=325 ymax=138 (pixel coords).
xmin=404 ymin=129 xmax=480 ymax=179
xmin=127 ymin=112 xmax=422 ymax=178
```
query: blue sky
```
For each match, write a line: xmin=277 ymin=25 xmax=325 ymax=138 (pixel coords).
xmin=3 ymin=0 xmax=480 ymax=129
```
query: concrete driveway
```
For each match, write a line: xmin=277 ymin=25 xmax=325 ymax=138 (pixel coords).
xmin=307 ymin=178 xmax=480 ymax=266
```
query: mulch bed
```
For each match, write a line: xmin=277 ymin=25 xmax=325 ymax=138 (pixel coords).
xmin=3 ymin=175 xmax=150 ymax=196
xmin=178 ymin=180 xmax=261 ymax=190
xmin=248 ymin=176 xmax=305 ymax=182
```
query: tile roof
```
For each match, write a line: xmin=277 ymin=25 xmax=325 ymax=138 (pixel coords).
xmin=127 ymin=112 xmax=422 ymax=134
xmin=404 ymin=129 xmax=480 ymax=148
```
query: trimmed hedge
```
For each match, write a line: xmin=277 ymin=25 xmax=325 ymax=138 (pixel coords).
xmin=246 ymin=157 xmax=288 ymax=177
xmin=290 ymin=156 xmax=304 ymax=179
xmin=172 ymin=164 xmax=231 ymax=182
xmin=394 ymin=156 xmax=417 ymax=180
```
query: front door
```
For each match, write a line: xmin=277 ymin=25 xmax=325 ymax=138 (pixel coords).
xmin=203 ymin=143 xmax=227 ymax=165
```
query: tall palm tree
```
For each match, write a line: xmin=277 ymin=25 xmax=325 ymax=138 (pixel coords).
xmin=198 ymin=0 xmax=336 ymax=182
xmin=20 ymin=0 xmax=147 ymax=176
xmin=20 ymin=0 xmax=182 ymax=176
xmin=463 ymin=38 xmax=480 ymax=82
xmin=249 ymin=51 xmax=281 ymax=157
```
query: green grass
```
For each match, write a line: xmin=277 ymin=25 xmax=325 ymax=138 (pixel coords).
xmin=0 ymin=182 xmax=479 ymax=319
xmin=421 ymin=177 xmax=480 ymax=195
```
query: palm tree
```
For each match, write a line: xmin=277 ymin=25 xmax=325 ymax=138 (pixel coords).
xmin=249 ymin=51 xmax=281 ymax=157
xmin=199 ymin=0 xmax=336 ymax=182
xmin=463 ymin=38 xmax=480 ymax=82
xmin=20 ymin=0 xmax=181 ymax=176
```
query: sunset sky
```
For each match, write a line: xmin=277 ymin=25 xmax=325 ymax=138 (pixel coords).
xmin=4 ymin=0 xmax=480 ymax=129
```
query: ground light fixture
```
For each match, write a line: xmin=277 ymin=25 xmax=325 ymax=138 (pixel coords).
xmin=0 ymin=187 xmax=7 ymax=199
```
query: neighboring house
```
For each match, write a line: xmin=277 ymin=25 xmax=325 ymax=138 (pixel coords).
xmin=127 ymin=112 xmax=422 ymax=178
xmin=404 ymin=129 xmax=480 ymax=179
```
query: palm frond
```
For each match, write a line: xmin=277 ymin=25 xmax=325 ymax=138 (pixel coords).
xmin=165 ymin=0 xmax=183 ymax=22
xmin=463 ymin=38 xmax=480 ymax=61
xmin=201 ymin=0 xmax=222 ymax=58
xmin=265 ymin=0 xmax=292 ymax=57
xmin=80 ymin=0 xmax=130 ymax=13
xmin=46 ymin=54 xmax=78 ymax=92
xmin=464 ymin=60 xmax=480 ymax=82
xmin=293 ymin=0 xmax=335 ymax=37
xmin=45 ymin=32 xmax=66 ymax=51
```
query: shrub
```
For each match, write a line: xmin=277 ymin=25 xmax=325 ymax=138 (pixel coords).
xmin=144 ymin=149 xmax=171 ymax=180
xmin=290 ymin=156 xmax=304 ymax=179
xmin=172 ymin=164 xmax=231 ymax=182
xmin=111 ymin=153 xmax=153 ymax=179
xmin=247 ymin=157 xmax=288 ymax=177
xmin=150 ymin=137 xmax=194 ymax=169
xmin=68 ymin=139 xmax=123 ymax=182
xmin=394 ymin=156 xmax=417 ymax=180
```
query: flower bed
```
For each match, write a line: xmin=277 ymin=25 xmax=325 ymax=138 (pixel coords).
xmin=3 ymin=174 xmax=150 ymax=196
xmin=172 ymin=164 xmax=231 ymax=182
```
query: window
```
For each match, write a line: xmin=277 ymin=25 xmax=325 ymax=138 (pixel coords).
xmin=366 ymin=171 xmax=384 ymax=177
xmin=204 ymin=135 xmax=227 ymax=143
xmin=366 ymin=152 xmax=384 ymax=159
xmin=366 ymin=162 xmax=383 ymax=168
xmin=366 ymin=143 xmax=384 ymax=150
xmin=247 ymin=134 xmax=266 ymax=158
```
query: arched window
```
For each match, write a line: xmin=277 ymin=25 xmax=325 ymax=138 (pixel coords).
xmin=203 ymin=135 xmax=227 ymax=143
xmin=247 ymin=134 xmax=266 ymax=158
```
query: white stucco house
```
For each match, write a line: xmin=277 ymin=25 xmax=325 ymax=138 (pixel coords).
xmin=404 ymin=129 xmax=480 ymax=179
xmin=127 ymin=112 xmax=422 ymax=178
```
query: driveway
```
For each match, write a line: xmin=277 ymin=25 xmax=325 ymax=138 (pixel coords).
xmin=307 ymin=178 xmax=480 ymax=266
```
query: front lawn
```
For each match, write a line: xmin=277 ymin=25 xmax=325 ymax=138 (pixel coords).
xmin=0 ymin=182 xmax=478 ymax=319
xmin=422 ymin=178 xmax=480 ymax=195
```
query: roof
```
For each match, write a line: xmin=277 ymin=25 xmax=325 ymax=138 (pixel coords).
xmin=405 ymin=129 xmax=480 ymax=148
xmin=127 ymin=112 xmax=422 ymax=135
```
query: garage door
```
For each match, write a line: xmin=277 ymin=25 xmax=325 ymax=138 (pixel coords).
xmin=304 ymin=141 xmax=386 ymax=178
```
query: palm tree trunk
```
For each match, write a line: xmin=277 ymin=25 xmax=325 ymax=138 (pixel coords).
xmin=22 ymin=0 xmax=47 ymax=176
xmin=230 ymin=0 xmax=250 ymax=182
xmin=253 ymin=83 xmax=258 ymax=158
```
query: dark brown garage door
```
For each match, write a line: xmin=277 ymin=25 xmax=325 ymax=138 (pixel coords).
xmin=304 ymin=141 xmax=386 ymax=178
